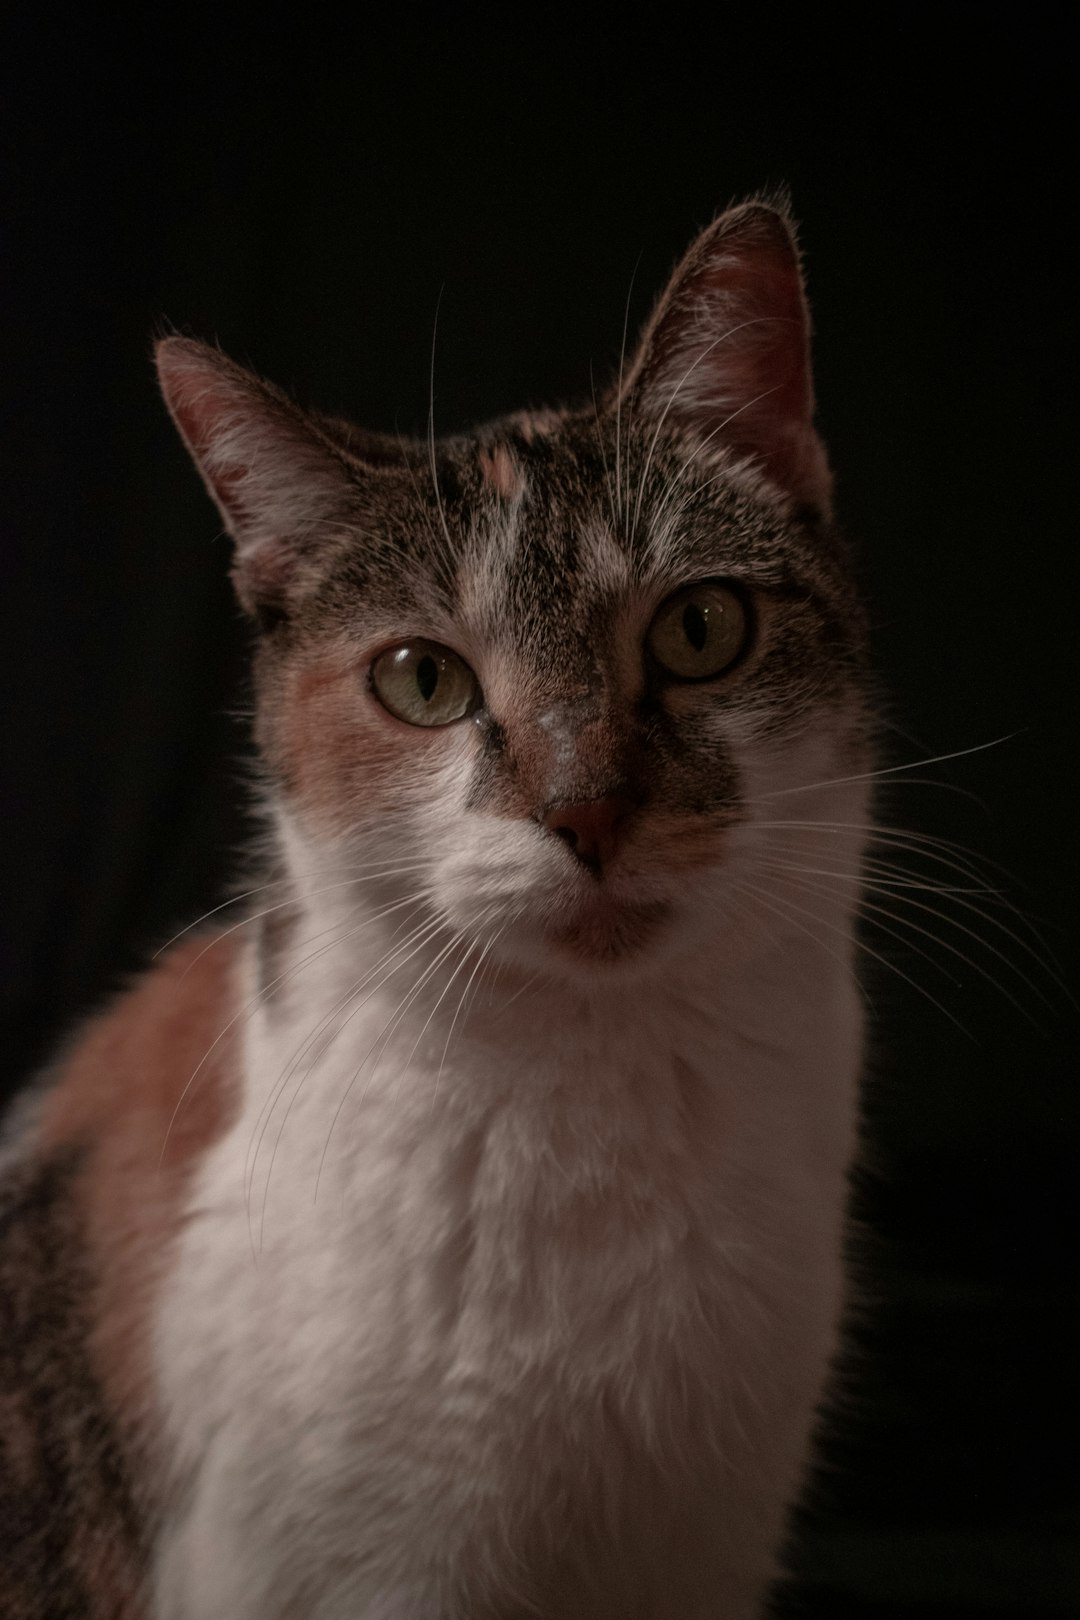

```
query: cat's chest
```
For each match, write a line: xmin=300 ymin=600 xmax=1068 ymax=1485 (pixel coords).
xmin=153 ymin=968 xmax=858 ymax=1617
xmin=164 ymin=980 xmax=844 ymax=1410
xmin=240 ymin=1013 xmax=737 ymax=1356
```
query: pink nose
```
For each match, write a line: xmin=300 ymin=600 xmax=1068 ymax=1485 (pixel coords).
xmin=542 ymin=796 xmax=633 ymax=873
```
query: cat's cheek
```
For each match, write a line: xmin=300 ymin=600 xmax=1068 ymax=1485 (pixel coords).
xmin=265 ymin=657 xmax=452 ymax=837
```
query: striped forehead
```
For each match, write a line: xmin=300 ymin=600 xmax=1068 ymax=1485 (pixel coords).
xmin=332 ymin=423 xmax=835 ymax=666
xmin=452 ymin=428 xmax=812 ymax=644
xmin=455 ymin=448 xmax=635 ymax=671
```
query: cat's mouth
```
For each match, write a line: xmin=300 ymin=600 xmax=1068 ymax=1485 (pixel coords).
xmin=545 ymin=893 xmax=672 ymax=964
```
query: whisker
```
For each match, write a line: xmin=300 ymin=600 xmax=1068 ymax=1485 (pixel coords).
xmin=177 ymin=864 xmax=432 ymax=980
xmin=761 ymin=848 xmax=989 ymax=897
xmin=646 ymin=376 xmax=787 ymax=543
xmin=728 ymin=877 xmax=872 ymax=1006
xmin=856 ymin=852 xmax=998 ymax=896
xmin=252 ymin=912 xmax=448 ymax=1251
xmin=350 ymin=916 xmax=496 ymax=1151
xmin=590 ymin=361 xmax=619 ymax=536
xmin=759 ymin=864 xmax=965 ymax=992
xmin=154 ymin=858 xmax=431 ymax=956
xmin=614 ymin=254 xmax=641 ymax=531
xmin=493 ymin=969 xmax=542 ymax=1016
xmin=756 ymin=735 xmax=1017 ymax=801
xmin=400 ymin=435 xmax=457 ymax=569
xmin=369 ymin=913 xmax=503 ymax=1108
xmin=427 ymin=285 xmax=456 ymax=573
xmin=387 ymin=909 xmax=500 ymax=1105
xmin=737 ymin=873 xmax=971 ymax=1037
xmin=758 ymin=857 xmax=1058 ymax=1021
xmin=473 ymin=922 xmax=511 ymax=1011
xmin=250 ymin=909 xmax=446 ymax=1241
xmin=759 ymin=820 xmax=1061 ymax=967
xmin=311 ymin=922 xmax=468 ymax=1208
xmin=630 ymin=318 xmax=782 ymax=547
xmin=752 ymin=818 xmax=1012 ymax=888
xmin=159 ymin=899 xmax=422 ymax=1174
xmin=431 ymin=924 xmax=504 ymax=1110
xmin=243 ymin=902 xmax=436 ymax=1208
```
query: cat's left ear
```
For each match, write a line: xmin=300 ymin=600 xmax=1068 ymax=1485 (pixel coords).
xmin=621 ymin=198 xmax=831 ymax=518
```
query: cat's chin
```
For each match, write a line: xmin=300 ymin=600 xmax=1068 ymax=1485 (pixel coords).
xmin=543 ymin=894 xmax=673 ymax=972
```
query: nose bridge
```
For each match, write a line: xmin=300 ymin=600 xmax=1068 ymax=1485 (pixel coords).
xmin=521 ymin=691 xmax=642 ymax=874
xmin=530 ymin=690 xmax=633 ymax=806
xmin=489 ymin=621 xmax=640 ymax=813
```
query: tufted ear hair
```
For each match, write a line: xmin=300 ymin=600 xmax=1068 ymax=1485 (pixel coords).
xmin=155 ymin=336 xmax=358 ymax=623
xmin=621 ymin=199 xmax=831 ymax=519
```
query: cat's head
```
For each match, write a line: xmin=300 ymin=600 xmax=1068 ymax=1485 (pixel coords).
xmin=157 ymin=200 xmax=870 ymax=982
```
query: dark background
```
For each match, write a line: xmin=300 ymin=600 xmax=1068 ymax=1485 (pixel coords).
xmin=2 ymin=7 xmax=1076 ymax=1615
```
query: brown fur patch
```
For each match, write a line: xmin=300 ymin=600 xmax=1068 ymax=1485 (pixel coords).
xmin=506 ymin=408 xmax=562 ymax=443
xmin=272 ymin=646 xmax=450 ymax=835
xmin=478 ymin=443 xmax=525 ymax=500
xmin=37 ymin=932 xmax=241 ymax=1444
xmin=280 ymin=655 xmax=404 ymax=828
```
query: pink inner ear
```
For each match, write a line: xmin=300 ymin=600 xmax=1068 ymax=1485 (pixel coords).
xmin=628 ymin=205 xmax=832 ymax=516
xmin=707 ymin=251 xmax=812 ymax=429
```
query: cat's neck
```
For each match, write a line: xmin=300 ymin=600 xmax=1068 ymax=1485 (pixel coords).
xmin=242 ymin=863 xmax=858 ymax=1139
xmin=231 ymin=811 xmax=861 ymax=1213
xmin=229 ymin=861 xmax=860 ymax=1284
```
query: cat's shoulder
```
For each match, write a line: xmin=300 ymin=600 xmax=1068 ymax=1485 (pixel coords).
xmin=3 ymin=930 xmax=243 ymax=1175
xmin=0 ymin=935 xmax=241 ymax=1620
xmin=0 ymin=931 xmax=244 ymax=1490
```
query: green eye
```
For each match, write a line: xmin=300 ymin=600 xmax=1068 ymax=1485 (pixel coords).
xmin=371 ymin=641 xmax=480 ymax=727
xmin=647 ymin=582 xmax=750 ymax=680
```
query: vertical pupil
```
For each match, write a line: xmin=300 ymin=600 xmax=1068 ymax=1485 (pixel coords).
xmin=416 ymin=655 xmax=439 ymax=701
xmin=682 ymin=602 xmax=708 ymax=652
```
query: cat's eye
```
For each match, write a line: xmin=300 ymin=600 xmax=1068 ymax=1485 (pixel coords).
xmin=646 ymin=582 xmax=750 ymax=681
xmin=370 ymin=641 xmax=480 ymax=727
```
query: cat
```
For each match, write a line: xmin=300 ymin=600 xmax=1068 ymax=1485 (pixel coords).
xmin=0 ymin=197 xmax=871 ymax=1619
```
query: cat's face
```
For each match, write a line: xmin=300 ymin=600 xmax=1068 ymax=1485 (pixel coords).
xmin=158 ymin=200 xmax=870 ymax=981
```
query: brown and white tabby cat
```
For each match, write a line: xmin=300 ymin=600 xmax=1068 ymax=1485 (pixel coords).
xmin=0 ymin=199 xmax=871 ymax=1619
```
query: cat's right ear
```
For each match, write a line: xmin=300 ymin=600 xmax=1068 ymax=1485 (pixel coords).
xmin=619 ymin=199 xmax=832 ymax=519
xmin=155 ymin=337 xmax=355 ymax=624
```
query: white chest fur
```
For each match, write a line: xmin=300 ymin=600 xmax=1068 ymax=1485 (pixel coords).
xmin=152 ymin=920 xmax=862 ymax=1620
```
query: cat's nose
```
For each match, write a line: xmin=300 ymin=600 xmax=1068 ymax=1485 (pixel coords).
xmin=541 ymin=796 xmax=634 ymax=874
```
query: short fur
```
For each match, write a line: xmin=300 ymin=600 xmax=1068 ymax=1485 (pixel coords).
xmin=1 ymin=200 xmax=872 ymax=1618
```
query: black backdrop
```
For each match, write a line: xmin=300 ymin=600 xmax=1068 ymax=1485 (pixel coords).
xmin=2 ymin=8 xmax=1077 ymax=1616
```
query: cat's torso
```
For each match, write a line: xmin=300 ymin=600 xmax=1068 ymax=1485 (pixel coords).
xmin=149 ymin=901 xmax=860 ymax=1619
